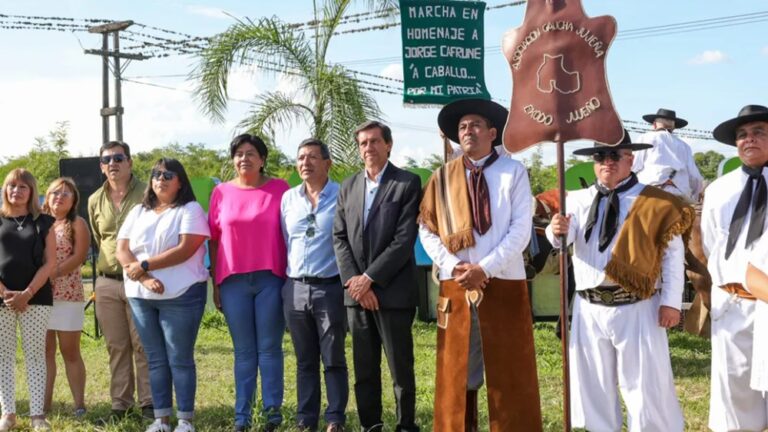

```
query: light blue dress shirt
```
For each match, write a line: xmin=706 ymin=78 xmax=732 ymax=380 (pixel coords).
xmin=281 ymin=180 xmax=340 ymax=278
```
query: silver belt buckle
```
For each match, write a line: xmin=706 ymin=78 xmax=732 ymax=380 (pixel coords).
xmin=599 ymin=289 xmax=615 ymax=305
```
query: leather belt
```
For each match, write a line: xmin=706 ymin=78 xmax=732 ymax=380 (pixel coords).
xmin=291 ymin=275 xmax=341 ymax=285
xmin=98 ymin=272 xmax=124 ymax=281
xmin=720 ymin=283 xmax=756 ymax=301
xmin=578 ymin=285 xmax=658 ymax=306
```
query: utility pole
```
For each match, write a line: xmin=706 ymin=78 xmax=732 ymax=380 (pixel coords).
xmin=84 ymin=21 xmax=149 ymax=143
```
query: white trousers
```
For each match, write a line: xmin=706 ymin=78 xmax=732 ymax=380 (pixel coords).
xmin=752 ymin=301 xmax=768 ymax=392
xmin=709 ymin=286 xmax=768 ymax=432
xmin=570 ymin=294 xmax=684 ymax=432
xmin=0 ymin=305 xmax=51 ymax=416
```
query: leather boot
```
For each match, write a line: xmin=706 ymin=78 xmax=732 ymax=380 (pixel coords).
xmin=465 ymin=390 xmax=478 ymax=432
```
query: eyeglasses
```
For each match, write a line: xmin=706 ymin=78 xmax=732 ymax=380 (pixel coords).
xmin=592 ymin=151 xmax=627 ymax=163
xmin=51 ymin=190 xmax=73 ymax=198
xmin=100 ymin=154 xmax=127 ymax=164
xmin=305 ymin=213 xmax=316 ymax=238
xmin=151 ymin=170 xmax=178 ymax=181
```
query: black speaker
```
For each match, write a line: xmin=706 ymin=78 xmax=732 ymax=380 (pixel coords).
xmin=59 ymin=157 xmax=105 ymax=228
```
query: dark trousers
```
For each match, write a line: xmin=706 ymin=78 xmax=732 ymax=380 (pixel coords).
xmin=347 ymin=306 xmax=419 ymax=432
xmin=284 ymin=279 xmax=349 ymax=428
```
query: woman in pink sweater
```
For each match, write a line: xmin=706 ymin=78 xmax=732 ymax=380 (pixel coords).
xmin=208 ymin=134 xmax=289 ymax=432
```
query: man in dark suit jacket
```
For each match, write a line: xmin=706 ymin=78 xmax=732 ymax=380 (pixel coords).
xmin=333 ymin=120 xmax=421 ymax=432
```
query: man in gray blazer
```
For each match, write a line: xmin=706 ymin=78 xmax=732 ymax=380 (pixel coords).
xmin=333 ymin=120 xmax=421 ymax=432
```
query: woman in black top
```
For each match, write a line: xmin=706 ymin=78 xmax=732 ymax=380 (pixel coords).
xmin=0 ymin=168 xmax=56 ymax=431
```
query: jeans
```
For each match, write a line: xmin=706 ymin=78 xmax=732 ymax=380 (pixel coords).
xmin=129 ymin=282 xmax=207 ymax=420
xmin=220 ymin=271 xmax=285 ymax=427
xmin=283 ymin=279 xmax=348 ymax=428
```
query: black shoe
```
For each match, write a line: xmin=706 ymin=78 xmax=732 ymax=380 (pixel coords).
xmin=296 ymin=422 xmax=315 ymax=432
xmin=261 ymin=422 xmax=279 ymax=432
xmin=141 ymin=405 xmax=155 ymax=420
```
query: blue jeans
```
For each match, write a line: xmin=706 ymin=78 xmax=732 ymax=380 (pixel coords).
xmin=128 ymin=282 xmax=207 ymax=420
xmin=220 ymin=271 xmax=285 ymax=427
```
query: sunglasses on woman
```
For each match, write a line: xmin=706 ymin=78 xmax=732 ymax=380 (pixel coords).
xmin=592 ymin=151 xmax=626 ymax=163
xmin=151 ymin=170 xmax=178 ymax=181
xmin=100 ymin=154 xmax=127 ymax=164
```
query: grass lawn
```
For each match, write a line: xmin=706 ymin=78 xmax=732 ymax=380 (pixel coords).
xmin=13 ymin=299 xmax=712 ymax=431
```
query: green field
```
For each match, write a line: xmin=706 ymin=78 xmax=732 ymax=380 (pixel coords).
xmin=12 ymin=300 xmax=712 ymax=431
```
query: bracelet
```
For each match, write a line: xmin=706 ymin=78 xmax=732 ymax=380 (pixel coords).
xmin=22 ymin=289 xmax=34 ymax=299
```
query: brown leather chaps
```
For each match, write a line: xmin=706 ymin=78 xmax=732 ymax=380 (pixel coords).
xmin=434 ymin=279 xmax=543 ymax=432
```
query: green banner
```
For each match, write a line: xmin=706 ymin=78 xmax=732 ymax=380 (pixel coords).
xmin=400 ymin=0 xmax=490 ymax=105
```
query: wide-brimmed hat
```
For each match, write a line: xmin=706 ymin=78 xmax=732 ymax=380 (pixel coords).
xmin=712 ymin=105 xmax=768 ymax=146
xmin=573 ymin=129 xmax=651 ymax=156
xmin=438 ymin=98 xmax=508 ymax=147
xmin=642 ymin=108 xmax=688 ymax=129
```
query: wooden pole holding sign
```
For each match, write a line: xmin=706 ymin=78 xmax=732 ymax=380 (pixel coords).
xmin=501 ymin=1 xmax=625 ymax=429
xmin=555 ymin=139 xmax=571 ymax=430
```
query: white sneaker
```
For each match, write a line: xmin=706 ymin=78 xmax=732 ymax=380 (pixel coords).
xmin=173 ymin=419 xmax=196 ymax=432
xmin=145 ymin=419 xmax=171 ymax=432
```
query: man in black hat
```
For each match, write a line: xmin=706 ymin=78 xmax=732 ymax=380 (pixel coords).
xmin=546 ymin=132 xmax=690 ymax=431
xmin=632 ymin=108 xmax=704 ymax=203
xmin=702 ymin=105 xmax=768 ymax=432
xmin=419 ymin=98 xmax=542 ymax=432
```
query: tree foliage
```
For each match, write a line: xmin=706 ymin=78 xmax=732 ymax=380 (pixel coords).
xmin=0 ymin=122 xmax=298 ymax=196
xmin=192 ymin=0 xmax=381 ymax=171
xmin=694 ymin=150 xmax=726 ymax=181
xmin=526 ymin=146 xmax=558 ymax=195
xmin=0 ymin=121 xmax=70 ymax=188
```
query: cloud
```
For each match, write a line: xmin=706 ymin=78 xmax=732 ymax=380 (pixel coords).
xmin=763 ymin=46 xmax=768 ymax=56
xmin=185 ymin=5 xmax=230 ymax=20
xmin=688 ymin=50 xmax=727 ymax=65
xmin=380 ymin=63 xmax=404 ymax=81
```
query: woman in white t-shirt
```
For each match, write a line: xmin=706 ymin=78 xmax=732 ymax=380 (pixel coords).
xmin=116 ymin=158 xmax=210 ymax=432
xmin=746 ymin=233 xmax=768 ymax=392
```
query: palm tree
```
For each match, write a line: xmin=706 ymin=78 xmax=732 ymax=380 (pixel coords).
xmin=193 ymin=0 xmax=391 ymax=171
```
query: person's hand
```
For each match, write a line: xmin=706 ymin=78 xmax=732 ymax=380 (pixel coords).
xmin=346 ymin=275 xmax=372 ymax=301
xmin=212 ymin=283 xmax=222 ymax=312
xmin=549 ymin=213 xmax=571 ymax=236
xmin=124 ymin=261 xmax=146 ymax=281
xmin=451 ymin=261 xmax=468 ymax=279
xmin=454 ymin=263 xmax=489 ymax=291
xmin=140 ymin=277 xmax=165 ymax=294
xmin=659 ymin=305 xmax=681 ymax=328
xmin=358 ymin=290 xmax=380 ymax=311
xmin=4 ymin=290 xmax=31 ymax=313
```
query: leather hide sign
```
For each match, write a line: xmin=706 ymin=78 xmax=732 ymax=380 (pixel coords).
xmin=501 ymin=0 xmax=624 ymax=152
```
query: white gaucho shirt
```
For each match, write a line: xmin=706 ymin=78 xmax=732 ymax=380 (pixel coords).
xmin=633 ymin=129 xmax=704 ymax=201
xmin=419 ymin=155 xmax=532 ymax=281
xmin=545 ymin=178 xmax=685 ymax=310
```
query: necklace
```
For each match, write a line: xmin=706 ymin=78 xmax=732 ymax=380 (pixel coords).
xmin=12 ymin=214 xmax=27 ymax=231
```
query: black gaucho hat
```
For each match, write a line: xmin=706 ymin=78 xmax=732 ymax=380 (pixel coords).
xmin=572 ymin=129 xmax=651 ymax=156
xmin=642 ymin=108 xmax=688 ymax=129
xmin=438 ymin=98 xmax=509 ymax=147
xmin=712 ymin=105 xmax=768 ymax=146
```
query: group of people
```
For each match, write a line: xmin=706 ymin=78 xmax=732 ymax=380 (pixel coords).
xmin=0 ymin=98 xmax=767 ymax=432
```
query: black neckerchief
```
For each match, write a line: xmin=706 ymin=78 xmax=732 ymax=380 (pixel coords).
xmin=584 ymin=173 xmax=639 ymax=252
xmin=725 ymin=164 xmax=767 ymax=259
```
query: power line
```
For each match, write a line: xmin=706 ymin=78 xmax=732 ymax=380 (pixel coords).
xmin=337 ymin=9 xmax=768 ymax=66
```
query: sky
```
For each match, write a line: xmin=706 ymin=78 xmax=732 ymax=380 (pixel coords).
xmin=1 ymin=0 xmax=766 ymax=167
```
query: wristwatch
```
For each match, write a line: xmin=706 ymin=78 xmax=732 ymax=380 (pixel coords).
xmin=140 ymin=260 xmax=150 ymax=272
